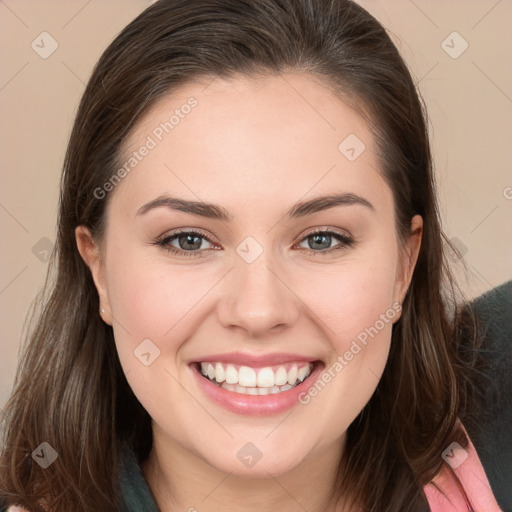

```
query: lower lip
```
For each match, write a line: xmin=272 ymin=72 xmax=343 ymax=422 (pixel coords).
xmin=190 ymin=362 xmax=324 ymax=416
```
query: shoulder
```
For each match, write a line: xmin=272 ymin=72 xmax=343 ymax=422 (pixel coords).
xmin=459 ymin=280 xmax=512 ymax=510
xmin=464 ymin=280 xmax=512 ymax=401
xmin=470 ymin=279 xmax=512 ymax=348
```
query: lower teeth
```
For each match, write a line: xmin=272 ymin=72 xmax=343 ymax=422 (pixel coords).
xmin=220 ymin=382 xmax=295 ymax=395
xmin=206 ymin=377 xmax=306 ymax=395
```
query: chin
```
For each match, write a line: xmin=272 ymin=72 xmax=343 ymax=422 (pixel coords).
xmin=202 ymin=443 xmax=312 ymax=479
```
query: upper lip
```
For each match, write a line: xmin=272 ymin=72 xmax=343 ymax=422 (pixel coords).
xmin=189 ymin=352 xmax=319 ymax=367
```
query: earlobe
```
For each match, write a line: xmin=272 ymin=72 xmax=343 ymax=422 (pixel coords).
xmin=75 ymin=226 xmax=112 ymax=325
xmin=393 ymin=215 xmax=423 ymax=308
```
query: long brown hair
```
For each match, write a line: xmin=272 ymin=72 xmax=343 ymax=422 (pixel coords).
xmin=0 ymin=0 xmax=481 ymax=510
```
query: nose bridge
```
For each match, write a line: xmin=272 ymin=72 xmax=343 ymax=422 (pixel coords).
xmin=217 ymin=243 xmax=300 ymax=335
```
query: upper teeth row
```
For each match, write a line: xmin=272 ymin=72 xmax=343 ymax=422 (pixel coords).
xmin=200 ymin=362 xmax=313 ymax=388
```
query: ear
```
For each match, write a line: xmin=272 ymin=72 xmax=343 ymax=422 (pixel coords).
xmin=75 ymin=225 xmax=112 ymax=325
xmin=392 ymin=214 xmax=423 ymax=315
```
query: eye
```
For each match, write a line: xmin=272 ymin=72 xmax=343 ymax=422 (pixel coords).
xmin=295 ymin=228 xmax=355 ymax=255
xmin=152 ymin=230 xmax=218 ymax=258
xmin=152 ymin=227 xmax=355 ymax=258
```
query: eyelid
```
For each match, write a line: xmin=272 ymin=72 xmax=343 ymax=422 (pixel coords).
xmin=294 ymin=226 xmax=353 ymax=245
xmin=152 ymin=228 xmax=219 ymax=255
xmin=156 ymin=227 xmax=216 ymax=242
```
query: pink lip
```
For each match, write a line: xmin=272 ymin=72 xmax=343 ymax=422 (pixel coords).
xmin=189 ymin=351 xmax=317 ymax=367
xmin=190 ymin=360 xmax=324 ymax=416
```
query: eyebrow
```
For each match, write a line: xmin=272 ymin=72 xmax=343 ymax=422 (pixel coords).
xmin=136 ymin=192 xmax=374 ymax=221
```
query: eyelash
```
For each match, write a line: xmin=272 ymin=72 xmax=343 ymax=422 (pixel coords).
xmin=152 ymin=228 xmax=355 ymax=258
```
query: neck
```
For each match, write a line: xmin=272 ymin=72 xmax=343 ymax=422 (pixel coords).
xmin=142 ymin=425 xmax=351 ymax=512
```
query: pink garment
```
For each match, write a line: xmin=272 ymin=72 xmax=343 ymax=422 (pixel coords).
xmin=424 ymin=421 xmax=502 ymax=511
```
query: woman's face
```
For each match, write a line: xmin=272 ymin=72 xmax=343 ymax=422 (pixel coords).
xmin=77 ymin=73 xmax=422 ymax=477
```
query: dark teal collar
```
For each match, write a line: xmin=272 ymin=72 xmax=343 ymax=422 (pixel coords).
xmin=119 ymin=444 xmax=160 ymax=512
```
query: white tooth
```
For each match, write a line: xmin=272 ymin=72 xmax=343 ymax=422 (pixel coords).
xmin=238 ymin=366 xmax=257 ymax=387
xmin=210 ymin=363 xmax=312 ymax=394
xmin=256 ymin=367 xmax=275 ymax=387
xmin=274 ymin=366 xmax=288 ymax=386
xmin=215 ymin=363 xmax=225 ymax=383
xmin=225 ymin=365 xmax=238 ymax=384
xmin=298 ymin=364 xmax=311 ymax=382
xmin=200 ymin=362 xmax=208 ymax=376
xmin=287 ymin=365 xmax=298 ymax=385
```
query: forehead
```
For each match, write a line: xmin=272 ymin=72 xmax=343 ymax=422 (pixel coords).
xmin=108 ymin=72 xmax=391 ymax=220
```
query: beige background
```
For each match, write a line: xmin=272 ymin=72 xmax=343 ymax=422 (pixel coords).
xmin=1 ymin=0 xmax=511 ymax=409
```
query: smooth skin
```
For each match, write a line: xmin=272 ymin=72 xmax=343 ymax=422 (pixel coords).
xmin=76 ymin=73 xmax=422 ymax=511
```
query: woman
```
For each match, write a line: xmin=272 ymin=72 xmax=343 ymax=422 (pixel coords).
xmin=0 ymin=0 xmax=508 ymax=510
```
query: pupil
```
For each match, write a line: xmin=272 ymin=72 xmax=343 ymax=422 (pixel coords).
xmin=311 ymin=233 xmax=330 ymax=250
xmin=181 ymin=234 xmax=201 ymax=250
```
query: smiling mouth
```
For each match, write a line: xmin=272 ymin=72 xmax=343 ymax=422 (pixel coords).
xmin=192 ymin=361 xmax=320 ymax=396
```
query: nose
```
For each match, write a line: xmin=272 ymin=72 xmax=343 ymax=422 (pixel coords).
xmin=216 ymin=252 xmax=301 ymax=337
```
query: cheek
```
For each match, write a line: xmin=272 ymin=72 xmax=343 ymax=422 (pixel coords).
xmin=299 ymin=240 xmax=399 ymax=349
xmin=104 ymin=255 xmax=208 ymax=424
xmin=104 ymin=250 xmax=201 ymax=374
xmin=294 ymin=263 xmax=399 ymax=432
xmin=107 ymin=253 xmax=213 ymax=338
xmin=292 ymin=239 xmax=399 ymax=424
